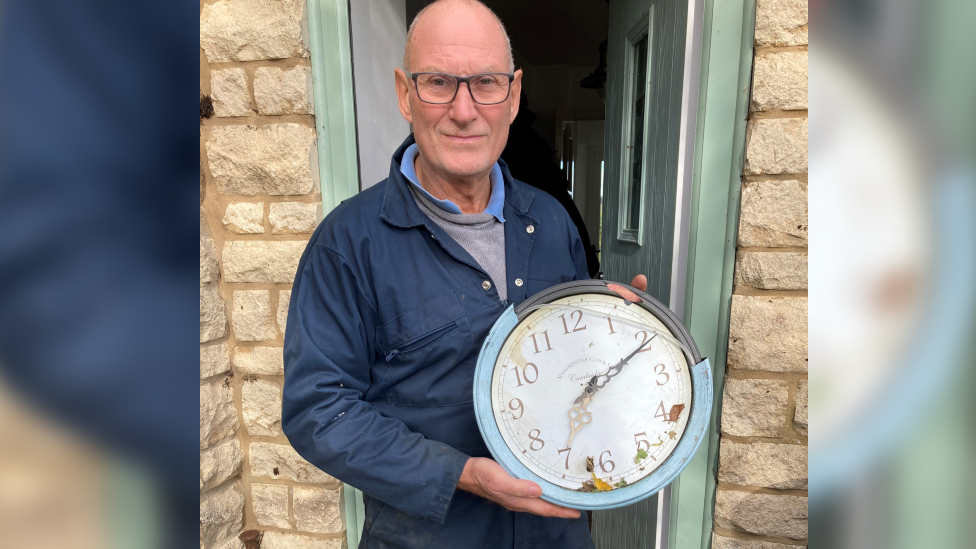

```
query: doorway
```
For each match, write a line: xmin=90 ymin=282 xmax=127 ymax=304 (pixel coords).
xmin=345 ymin=0 xmax=703 ymax=546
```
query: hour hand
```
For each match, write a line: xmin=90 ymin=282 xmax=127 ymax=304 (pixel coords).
xmin=567 ymin=394 xmax=592 ymax=446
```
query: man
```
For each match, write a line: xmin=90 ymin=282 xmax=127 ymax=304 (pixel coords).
xmin=283 ymin=1 xmax=646 ymax=547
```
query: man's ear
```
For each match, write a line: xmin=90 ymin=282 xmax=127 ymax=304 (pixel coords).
xmin=394 ymin=68 xmax=414 ymax=124
xmin=509 ymin=69 xmax=523 ymax=124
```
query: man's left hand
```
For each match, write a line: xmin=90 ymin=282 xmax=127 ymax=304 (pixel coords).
xmin=607 ymin=274 xmax=647 ymax=302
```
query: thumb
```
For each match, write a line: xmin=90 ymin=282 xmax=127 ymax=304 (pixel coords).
xmin=630 ymin=274 xmax=647 ymax=292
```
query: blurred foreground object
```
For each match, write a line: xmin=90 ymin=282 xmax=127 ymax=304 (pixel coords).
xmin=0 ymin=0 xmax=200 ymax=546
xmin=810 ymin=0 xmax=976 ymax=545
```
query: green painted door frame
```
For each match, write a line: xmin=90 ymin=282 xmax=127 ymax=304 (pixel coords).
xmin=306 ymin=0 xmax=758 ymax=546
xmin=671 ymin=0 xmax=756 ymax=546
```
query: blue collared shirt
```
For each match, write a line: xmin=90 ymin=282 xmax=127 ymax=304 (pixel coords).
xmin=399 ymin=143 xmax=506 ymax=222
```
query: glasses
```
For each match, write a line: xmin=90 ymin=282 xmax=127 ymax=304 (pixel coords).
xmin=407 ymin=72 xmax=515 ymax=105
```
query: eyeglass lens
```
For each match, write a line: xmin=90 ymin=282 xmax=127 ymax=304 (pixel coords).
xmin=415 ymin=74 xmax=510 ymax=104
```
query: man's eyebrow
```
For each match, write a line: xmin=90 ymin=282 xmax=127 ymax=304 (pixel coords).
xmin=414 ymin=66 xmax=504 ymax=74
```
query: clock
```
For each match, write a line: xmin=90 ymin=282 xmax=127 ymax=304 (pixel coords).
xmin=473 ymin=280 xmax=712 ymax=510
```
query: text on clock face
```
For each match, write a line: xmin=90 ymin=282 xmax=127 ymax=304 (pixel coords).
xmin=490 ymin=294 xmax=693 ymax=492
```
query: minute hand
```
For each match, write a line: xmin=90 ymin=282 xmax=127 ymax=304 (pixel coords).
xmin=576 ymin=333 xmax=657 ymax=404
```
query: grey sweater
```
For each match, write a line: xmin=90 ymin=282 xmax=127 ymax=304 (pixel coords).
xmin=408 ymin=185 xmax=508 ymax=301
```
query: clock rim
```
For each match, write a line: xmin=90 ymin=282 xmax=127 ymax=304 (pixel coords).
xmin=473 ymin=280 xmax=713 ymax=510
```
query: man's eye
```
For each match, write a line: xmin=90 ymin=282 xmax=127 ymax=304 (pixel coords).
xmin=477 ymin=78 xmax=494 ymax=86
xmin=430 ymin=78 xmax=449 ymax=87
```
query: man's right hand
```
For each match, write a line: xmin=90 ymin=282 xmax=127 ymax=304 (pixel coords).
xmin=457 ymin=457 xmax=582 ymax=519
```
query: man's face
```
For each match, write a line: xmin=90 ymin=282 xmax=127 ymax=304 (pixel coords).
xmin=395 ymin=4 xmax=522 ymax=179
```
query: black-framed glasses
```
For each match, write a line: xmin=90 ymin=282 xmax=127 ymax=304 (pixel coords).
xmin=407 ymin=72 xmax=515 ymax=105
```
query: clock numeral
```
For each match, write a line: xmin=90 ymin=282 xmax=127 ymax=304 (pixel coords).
xmin=654 ymin=363 xmax=670 ymax=386
xmin=557 ymin=447 xmax=572 ymax=469
xmin=654 ymin=401 xmax=668 ymax=422
xmin=634 ymin=432 xmax=650 ymax=452
xmin=599 ymin=450 xmax=615 ymax=473
xmin=606 ymin=316 xmax=617 ymax=334
xmin=508 ymin=398 xmax=524 ymax=420
xmin=559 ymin=310 xmax=587 ymax=334
xmin=530 ymin=331 xmax=553 ymax=354
xmin=513 ymin=363 xmax=539 ymax=387
xmin=635 ymin=331 xmax=654 ymax=352
xmin=528 ymin=429 xmax=545 ymax=451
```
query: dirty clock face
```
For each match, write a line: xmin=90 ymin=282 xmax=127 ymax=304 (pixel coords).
xmin=474 ymin=281 xmax=712 ymax=510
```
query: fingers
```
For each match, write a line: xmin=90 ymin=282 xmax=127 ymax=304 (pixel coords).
xmin=607 ymin=283 xmax=641 ymax=303
xmin=518 ymin=498 xmax=582 ymax=519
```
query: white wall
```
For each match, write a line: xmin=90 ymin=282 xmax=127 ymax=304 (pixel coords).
xmin=349 ymin=0 xmax=411 ymax=189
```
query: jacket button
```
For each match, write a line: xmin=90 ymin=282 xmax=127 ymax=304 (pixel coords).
xmin=526 ymin=225 xmax=535 ymax=234
xmin=482 ymin=280 xmax=492 ymax=290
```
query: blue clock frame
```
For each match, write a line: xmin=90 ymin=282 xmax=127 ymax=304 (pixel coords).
xmin=472 ymin=283 xmax=713 ymax=510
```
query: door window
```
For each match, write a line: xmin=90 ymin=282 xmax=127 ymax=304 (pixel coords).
xmin=618 ymin=18 xmax=652 ymax=245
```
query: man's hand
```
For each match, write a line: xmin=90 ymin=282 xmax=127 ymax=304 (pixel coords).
xmin=607 ymin=274 xmax=648 ymax=303
xmin=458 ymin=457 xmax=581 ymax=519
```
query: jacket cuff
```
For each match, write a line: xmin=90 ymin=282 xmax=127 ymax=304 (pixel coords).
xmin=427 ymin=447 xmax=470 ymax=524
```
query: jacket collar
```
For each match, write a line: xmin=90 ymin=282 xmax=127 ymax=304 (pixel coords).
xmin=380 ymin=134 xmax=533 ymax=228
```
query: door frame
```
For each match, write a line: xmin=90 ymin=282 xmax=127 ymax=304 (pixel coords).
xmin=306 ymin=0 xmax=758 ymax=545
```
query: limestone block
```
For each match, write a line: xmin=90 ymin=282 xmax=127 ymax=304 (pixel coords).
xmin=278 ymin=290 xmax=291 ymax=336
xmin=222 ymin=202 xmax=265 ymax=234
xmin=261 ymin=532 xmax=343 ymax=549
xmin=254 ymin=66 xmax=314 ymax=115
xmin=738 ymin=180 xmax=808 ymax=247
xmin=714 ymin=490 xmax=808 ymax=539
xmin=202 ymin=341 xmax=231 ymax=379
xmin=251 ymin=483 xmax=291 ymax=528
xmin=721 ymin=379 xmax=790 ymax=437
xmin=734 ymin=252 xmax=807 ymax=291
xmin=201 ymin=208 xmax=219 ymax=283
xmin=728 ymin=296 xmax=807 ymax=372
xmin=201 ymin=380 xmax=239 ymax=449
xmin=222 ymin=241 xmax=306 ymax=283
xmin=210 ymin=68 xmax=252 ymax=117
xmin=207 ymin=124 xmax=316 ymax=196
xmin=201 ymin=284 xmax=228 ymax=343
xmin=744 ymin=118 xmax=807 ymax=175
xmin=712 ymin=533 xmax=805 ymax=549
xmin=752 ymin=52 xmax=807 ymax=112
xmin=755 ymin=0 xmax=807 ymax=46
xmin=233 ymin=346 xmax=285 ymax=375
xmin=200 ymin=438 xmax=244 ymax=492
xmin=293 ymin=486 xmax=342 ymax=534
xmin=270 ymin=202 xmax=319 ymax=234
xmin=718 ymin=441 xmax=807 ymax=489
xmin=200 ymin=0 xmax=309 ymax=63
xmin=242 ymin=379 xmax=283 ymax=437
xmin=214 ymin=537 xmax=245 ymax=549
xmin=250 ymin=442 xmax=337 ymax=484
xmin=794 ymin=380 xmax=808 ymax=436
xmin=200 ymin=479 xmax=245 ymax=549
xmin=232 ymin=290 xmax=276 ymax=342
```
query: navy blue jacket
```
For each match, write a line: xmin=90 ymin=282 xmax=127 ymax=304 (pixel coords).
xmin=282 ymin=135 xmax=594 ymax=549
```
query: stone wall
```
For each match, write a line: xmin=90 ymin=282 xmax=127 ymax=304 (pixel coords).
xmin=712 ymin=0 xmax=808 ymax=547
xmin=200 ymin=0 xmax=343 ymax=547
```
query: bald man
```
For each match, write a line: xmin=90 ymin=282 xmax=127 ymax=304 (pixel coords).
xmin=282 ymin=1 xmax=642 ymax=547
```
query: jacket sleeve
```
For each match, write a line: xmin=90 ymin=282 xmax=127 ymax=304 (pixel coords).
xmin=281 ymin=243 xmax=469 ymax=523
xmin=568 ymin=219 xmax=592 ymax=281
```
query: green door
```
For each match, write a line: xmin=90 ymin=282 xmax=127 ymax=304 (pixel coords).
xmin=594 ymin=0 xmax=692 ymax=546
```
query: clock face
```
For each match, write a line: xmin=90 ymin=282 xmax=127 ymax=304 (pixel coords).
xmin=489 ymin=293 xmax=693 ymax=492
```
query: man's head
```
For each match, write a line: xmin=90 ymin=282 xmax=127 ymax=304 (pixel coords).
xmin=395 ymin=0 xmax=522 ymax=181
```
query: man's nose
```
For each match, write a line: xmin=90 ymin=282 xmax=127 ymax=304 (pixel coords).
xmin=448 ymin=82 xmax=479 ymax=123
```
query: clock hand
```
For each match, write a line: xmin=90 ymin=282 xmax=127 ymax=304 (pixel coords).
xmin=566 ymin=334 xmax=656 ymax=446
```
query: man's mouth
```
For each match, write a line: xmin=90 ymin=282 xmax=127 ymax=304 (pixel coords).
xmin=443 ymin=134 xmax=484 ymax=143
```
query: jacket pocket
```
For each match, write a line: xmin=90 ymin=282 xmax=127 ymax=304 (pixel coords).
xmin=375 ymin=290 xmax=475 ymax=406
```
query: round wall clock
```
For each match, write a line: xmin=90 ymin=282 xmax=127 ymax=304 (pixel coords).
xmin=474 ymin=280 xmax=712 ymax=510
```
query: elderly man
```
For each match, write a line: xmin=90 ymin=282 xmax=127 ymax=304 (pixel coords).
xmin=283 ymin=1 xmax=645 ymax=547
